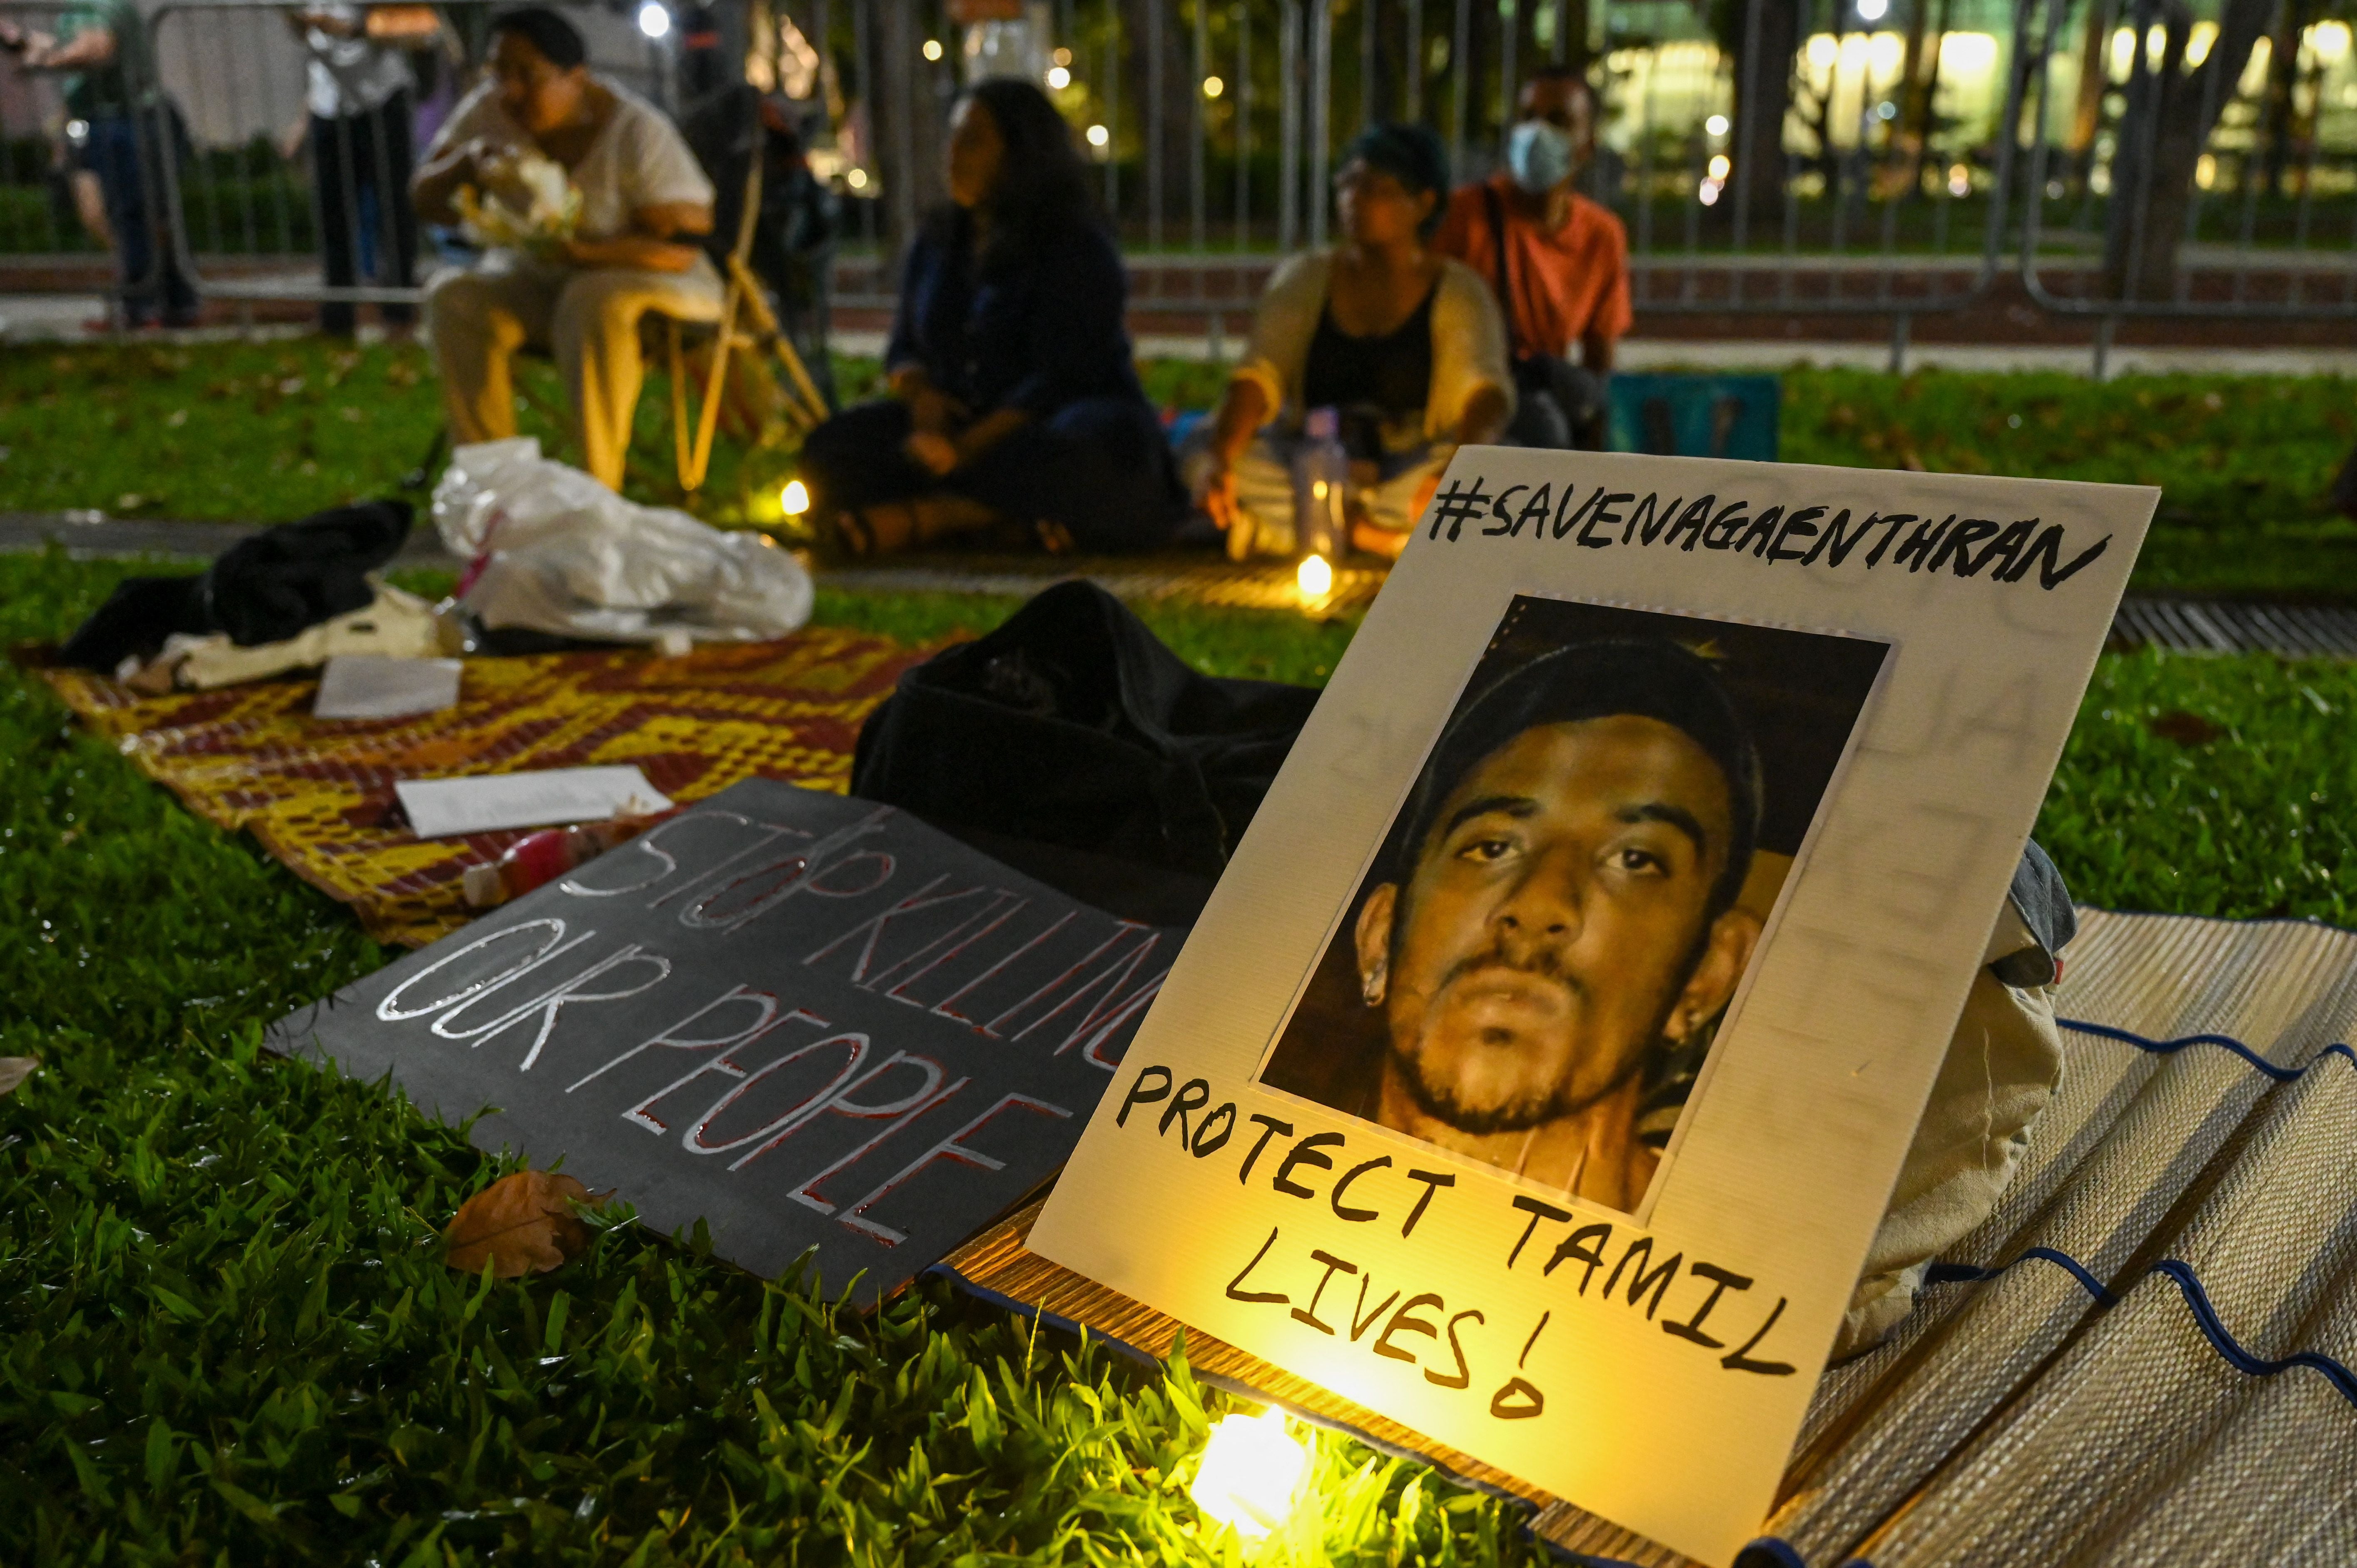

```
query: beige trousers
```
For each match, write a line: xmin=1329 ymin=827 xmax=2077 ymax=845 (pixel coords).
xmin=425 ymin=254 xmax=725 ymax=490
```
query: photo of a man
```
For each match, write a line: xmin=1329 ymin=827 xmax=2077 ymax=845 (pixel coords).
xmin=1259 ymin=597 xmax=1888 ymax=1212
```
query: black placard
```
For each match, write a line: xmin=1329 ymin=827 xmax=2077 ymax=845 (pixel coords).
xmin=269 ymin=780 xmax=1183 ymax=1303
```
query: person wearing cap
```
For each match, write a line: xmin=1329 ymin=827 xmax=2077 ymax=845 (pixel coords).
xmin=1433 ymin=66 xmax=1631 ymax=451
xmin=1188 ymin=122 xmax=1513 ymax=562
xmin=412 ymin=6 xmax=719 ymax=490
xmin=1343 ymin=638 xmax=1763 ymax=1210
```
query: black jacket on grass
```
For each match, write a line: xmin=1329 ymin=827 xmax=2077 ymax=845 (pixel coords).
xmin=60 ymin=500 xmax=411 ymax=671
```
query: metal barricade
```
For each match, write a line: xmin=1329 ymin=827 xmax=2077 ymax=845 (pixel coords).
xmin=1604 ymin=0 xmax=2035 ymax=371
xmin=804 ymin=0 xmax=2038 ymax=367
xmin=0 ymin=0 xmax=189 ymax=324
xmin=11 ymin=0 xmax=2344 ymax=363
xmin=145 ymin=0 xmax=668 ymax=323
xmin=2016 ymin=0 xmax=2357 ymax=370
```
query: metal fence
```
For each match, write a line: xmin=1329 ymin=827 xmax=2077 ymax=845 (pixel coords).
xmin=2 ymin=0 xmax=2355 ymax=363
xmin=0 ymin=0 xmax=666 ymax=324
xmin=0 ymin=0 xmax=191 ymax=323
xmin=2017 ymin=0 xmax=2357 ymax=343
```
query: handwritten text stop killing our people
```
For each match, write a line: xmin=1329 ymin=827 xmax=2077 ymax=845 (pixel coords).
xmin=1426 ymin=474 xmax=2113 ymax=590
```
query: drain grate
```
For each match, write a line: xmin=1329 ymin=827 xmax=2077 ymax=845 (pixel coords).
xmin=2108 ymin=598 xmax=2357 ymax=659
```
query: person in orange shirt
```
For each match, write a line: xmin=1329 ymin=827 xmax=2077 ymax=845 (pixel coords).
xmin=1433 ymin=66 xmax=1632 ymax=450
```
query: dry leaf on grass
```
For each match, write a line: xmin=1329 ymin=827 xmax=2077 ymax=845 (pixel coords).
xmin=2148 ymin=709 xmax=2225 ymax=747
xmin=444 ymin=1170 xmax=606 ymax=1278
xmin=0 ymin=1057 xmax=37 ymax=1096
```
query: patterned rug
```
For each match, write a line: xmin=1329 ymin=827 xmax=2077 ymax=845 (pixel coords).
xmin=34 ymin=629 xmax=939 ymax=948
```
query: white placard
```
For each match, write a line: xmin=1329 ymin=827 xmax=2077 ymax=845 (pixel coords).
xmin=395 ymin=767 xmax=673 ymax=839
xmin=1029 ymin=450 xmax=2156 ymax=1566
xmin=314 ymin=655 xmax=464 ymax=720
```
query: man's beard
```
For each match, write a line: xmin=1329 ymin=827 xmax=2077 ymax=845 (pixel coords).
xmin=1384 ymin=939 xmax=1686 ymax=1137
xmin=1390 ymin=1040 xmax=1578 ymax=1135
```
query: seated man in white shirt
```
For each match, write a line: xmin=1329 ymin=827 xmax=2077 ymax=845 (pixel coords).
xmin=412 ymin=6 xmax=718 ymax=489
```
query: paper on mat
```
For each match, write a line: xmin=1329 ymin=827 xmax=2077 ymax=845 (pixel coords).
xmin=395 ymin=767 xmax=672 ymax=839
xmin=314 ymin=655 xmax=464 ymax=720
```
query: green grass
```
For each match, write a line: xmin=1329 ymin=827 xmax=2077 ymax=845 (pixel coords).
xmin=0 ymin=553 xmax=1509 ymax=1567
xmin=0 ymin=339 xmax=833 ymax=533
xmin=5 ymin=341 xmax=2357 ymax=600
xmin=4 ymin=548 xmax=2353 ymax=1565
xmin=1779 ymin=368 xmax=2357 ymax=600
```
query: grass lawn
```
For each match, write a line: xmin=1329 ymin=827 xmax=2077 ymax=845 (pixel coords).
xmin=5 ymin=545 xmax=2353 ymax=1564
xmin=3 ymin=340 xmax=2355 ymax=600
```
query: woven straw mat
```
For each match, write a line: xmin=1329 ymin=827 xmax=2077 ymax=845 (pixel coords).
xmin=946 ymin=909 xmax=2357 ymax=1567
xmin=37 ymin=629 xmax=940 ymax=948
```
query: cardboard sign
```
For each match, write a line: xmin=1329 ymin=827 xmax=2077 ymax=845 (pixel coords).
xmin=272 ymin=779 xmax=1180 ymax=1303
xmin=1029 ymin=451 xmax=2155 ymax=1565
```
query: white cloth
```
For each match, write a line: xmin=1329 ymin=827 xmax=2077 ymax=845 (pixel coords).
xmin=150 ymin=586 xmax=446 ymax=690
xmin=301 ymin=2 xmax=413 ymax=118
xmin=425 ymin=76 xmax=715 ymax=244
xmin=1834 ymin=903 xmax=2069 ymax=1358
xmin=1229 ymin=249 xmax=1514 ymax=449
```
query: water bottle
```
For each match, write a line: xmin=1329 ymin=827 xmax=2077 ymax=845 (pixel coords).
xmin=1291 ymin=406 xmax=1348 ymax=560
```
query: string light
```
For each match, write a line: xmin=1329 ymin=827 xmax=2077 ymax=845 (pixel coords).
xmin=1086 ymin=124 xmax=1110 ymax=147
xmin=1203 ymin=75 xmax=1225 ymax=97
xmin=1190 ymin=1409 xmax=1309 ymax=1539
xmin=780 ymin=479 xmax=810 ymax=516
xmin=1046 ymin=64 xmax=1071 ymax=88
xmin=635 ymin=2 xmax=669 ymax=40
xmin=922 ymin=37 xmax=944 ymax=61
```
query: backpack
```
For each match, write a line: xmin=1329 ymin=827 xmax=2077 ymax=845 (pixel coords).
xmin=851 ymin=582 xmax=1321 ymax=878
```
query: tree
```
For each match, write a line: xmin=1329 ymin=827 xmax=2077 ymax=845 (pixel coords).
xmin=2102 ymin=0 xmax=2275 ymax=301
xmin=2067 ymin=0 xmax=2112 ymax=179
xmin=1714 ymin=0 xmax=1803 ymax=231
xmin=2257 ymin=0 xmax=2316 ymax=198
xmin=1118 ymin=0 xmax=1193 ymax=246
xmin=868 ymin=0 xmax=947 ymax=252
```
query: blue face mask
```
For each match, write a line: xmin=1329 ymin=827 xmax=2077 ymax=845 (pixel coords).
xmin=1506 ymin=119 xmax=1577 ymax=194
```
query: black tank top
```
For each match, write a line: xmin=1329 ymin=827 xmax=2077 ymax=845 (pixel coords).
xmin=1301 ymin=279 xmax=1438 ymax=428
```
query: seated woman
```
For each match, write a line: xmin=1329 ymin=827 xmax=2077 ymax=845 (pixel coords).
xmin=798 ymin=79 xmax=1184 ymax=556
xmin=412 ymin=7 xmax=718 ymax=491
xmin=1193 ymin=124 xmax=1512 ymax=561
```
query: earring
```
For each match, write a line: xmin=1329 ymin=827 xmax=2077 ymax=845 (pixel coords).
xmin=1361 ymin=964 xmax=1387 ymax=1006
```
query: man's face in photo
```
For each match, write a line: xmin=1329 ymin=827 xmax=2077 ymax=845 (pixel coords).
xmin=1355 ymin=714 xmax=1749 ymax=1136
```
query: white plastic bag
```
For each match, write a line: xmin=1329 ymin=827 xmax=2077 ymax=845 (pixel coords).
xmin=431 ymin=438 xmax=813 ymax=645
